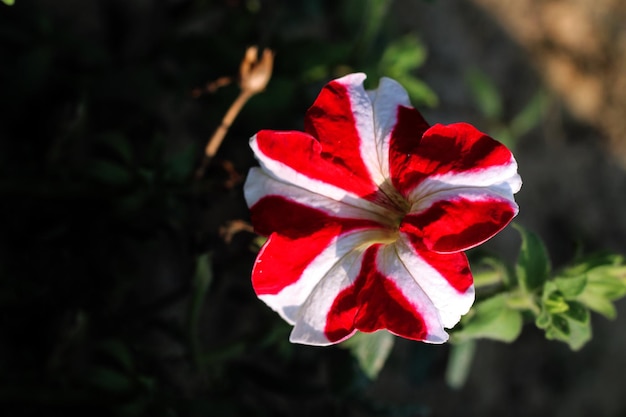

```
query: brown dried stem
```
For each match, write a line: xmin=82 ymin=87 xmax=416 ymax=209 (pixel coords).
xmin=195 ymin=46 xmax=273 ymax=179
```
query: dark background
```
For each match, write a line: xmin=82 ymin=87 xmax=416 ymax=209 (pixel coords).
xmin=1 ymin=1 xmax=626 ymax=416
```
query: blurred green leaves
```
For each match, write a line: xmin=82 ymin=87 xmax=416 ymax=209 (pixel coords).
xmin=514 ymin=223 xmax=551 ymax=293
xmin=536 ymin=253 xmax=626 ymax=350
xmin=453 ymin=294 xmax=523 ymax=343
xmin=1 ymin=0 xmax=14 ymax=6
xmin=447 ymin=226 xmax=626 ymax=388
xmin=466 ymin=68 xmax=548 ymax=148
xmin=378 ymin=35 xmax=438 ymax=107
xmin=341 ymin=330 xmax=395 ymax=379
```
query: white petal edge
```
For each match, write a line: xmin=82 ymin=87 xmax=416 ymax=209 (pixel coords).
xmin=334 ymin=73 xmax=412 ymax=190
xmin=244 ymin=167 xmax=395 ymax=226
xmin=407 ymin=156 xmax=521 ymax=204
xmin=258 ymin=228 xmax=391 ymax=327
xmin=409 ymin=186 xmax=520 ymax=220
xmin=395 ymin=235 xmax=475 ymax=329
xmin=249 ymin=134 xmax=399 ymax=219
xmin=288 ymin=248 xmax=367 ymax=346
xmin=376 ymin=244 xmax=449 ymax=343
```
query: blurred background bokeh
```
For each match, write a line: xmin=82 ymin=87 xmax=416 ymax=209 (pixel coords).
xmin=1 ymin=1 xmax=625 ymax=416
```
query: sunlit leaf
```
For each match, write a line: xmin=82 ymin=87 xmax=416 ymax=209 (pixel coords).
xmin=514 ymin=224 xmax=551 ymax=293
xmin=380 ymin=35 xmax=427 ymax=74
xmin=542 ymin=312 xmax=592 ymax=351
xmin=554 ymin=274 xmax=587 ymax=299
xmin=341 ymin=330 xmax=395 ymax=380
xmin=445 ymin=340 xmax=476 ymax=389
xmin=466 ymin=68 xmax=502 ymax=119
xmin=399 ymin=76 xmax=439 ymax=107
xmin=453 ymin=294 xmax=523 ymax=343
xmin=510 ymin=90 xmax=547 ymax=138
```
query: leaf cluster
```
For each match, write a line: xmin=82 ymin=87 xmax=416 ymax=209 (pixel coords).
xmin=453 ymin=226 xmax=626 ymax=351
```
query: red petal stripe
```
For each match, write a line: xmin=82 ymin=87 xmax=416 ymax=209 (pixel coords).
xmin=255 ymin=130 xmax=377 ymax=198
xmin=401 ymin=197 xmax=516 ymax=254
xmin=304 ymin=79 xmax=374 ymax=186
xmin=324 ymin=245 xmax=428 ymax=343
xmin=250 ymin=196 xmax=383 ymax=295
xmin=401 ymin=232 xmax=473 ymax=293
xmin=252 ymin=229 xmax=339 ymax=296
xmin=390 ymin=120 xmax=513 ymax=197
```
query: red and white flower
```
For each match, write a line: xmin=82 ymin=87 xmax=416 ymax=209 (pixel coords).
xmin=244 ymin=73 xmax=521 ymax=346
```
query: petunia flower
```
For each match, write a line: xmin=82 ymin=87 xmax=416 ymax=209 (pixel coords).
xmin=244 ymin=73 xmax=521 ymax=346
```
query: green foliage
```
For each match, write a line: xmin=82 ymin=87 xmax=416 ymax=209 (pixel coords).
xmin=378 ymin=35 xmax=438 ymax=107
xmin=445 ymin=340 xmax=476 ymax=389
xmin=462 ymin=226 xmax=625 ymax=350
xmin=447 ymin=226 xmax=626 ymax=386
xmin=466 ymin=68 xmax=548 ymax=148
xmin=341 ymin=330 xmax=395 ymax=379
xmin=2 ymin=0 xmax=14 ymax=5
xmin=453 ymin=294 xmax=523 ymax=343
xmin=536 ymin=282 xmax=592 ymax=351
xmin=514 ymin=223 xmax=551 ymax=293
xmin=466 ymin=69 xmax=502 ymax=120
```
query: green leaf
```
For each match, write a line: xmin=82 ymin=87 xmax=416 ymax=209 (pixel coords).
xmin=2 ymin=0 xmax=15 ymax=5
xmin=510 ymin=90 xmax=547 ymax=139
xmin=514 ymin=224 xmax=551 ymax=293
xmin=551 ymin=253 xmax=626 ymax=319
xmin=536 ymin=292 xmax=592 ymax=351
xmin=564 ymin=301 xmax=590 ymax=324
xmin=452 ymin=294 xmax=523 ymax=343
xmin=188 ymin=253 xmax=213 ymax=366
xmin=380 ymin=36 xmax=427 ymax=75
xmin=466 ymin=68 xmax=503 ymax=119
xmin=586 ymin=266 xmax=626 ymax=300
xmin=341 ymin=330 xmax=395 ymax=380
xmin=544 ymin=292 xmax=569 ymax=314
xmin=445 ymin=340 xmax=476 ymax=389
xmin=577 ymin=292 xmax=617 ymax=319
xmin=87 ymin=160 xmax=133 ymax=186
xmin=398 ymin=76 xmax=439 ymax=107
xmin=86 ymin=367 xmax=133 ymax=393
xmin=559 ymin=252 xmax=623 ymax=277
xmin=535 ymin=309 xmax=551 ymax=329
xmin=164 ymin=144 xmax=197 ymax=182
xmin=473 ymin=255 xmax=514 ymax=288
xmin=554 ymin=274 xmax=587 ymax=298
xmin=98 ymin=132 xmax=133 ymax=163
xmin=578 ymin=279 xmax=621 ymax=318
xmin=542 ymin=312 xmax=592 ymax=351
xmin=96 ymin=339 xmax=134 ymax=372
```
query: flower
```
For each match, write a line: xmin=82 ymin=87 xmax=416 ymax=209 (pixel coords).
xmin=244 ymin=73 xmax=521 ymax=346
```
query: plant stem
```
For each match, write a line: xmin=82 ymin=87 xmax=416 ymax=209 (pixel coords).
xmin=195 ymin=89 xmax=254 ymax=179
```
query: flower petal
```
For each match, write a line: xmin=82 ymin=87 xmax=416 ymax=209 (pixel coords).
xmin=251 ymin=73 xmax=422 ymax=216
xmin=353 ymin=244 xmax=449 ymax=343
xmin=401 ymin=188 xmax=518 ymax=253
xmin=390 ymin=121 xmax=520 ymax=199
xmin=291 ymin=241 xmax=465 ymax=345
xmin=259 ymin=228 xmax=385 ymax=328
xmin=396 ymin=234 xmax=475 ymax=328
xmin=289 ymin=248 xmax=366 ymax=345
xmin=251 ymin=129 xmax=377 ymax=200
xmin=244 ymin=167 xmax=398 ymax=229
